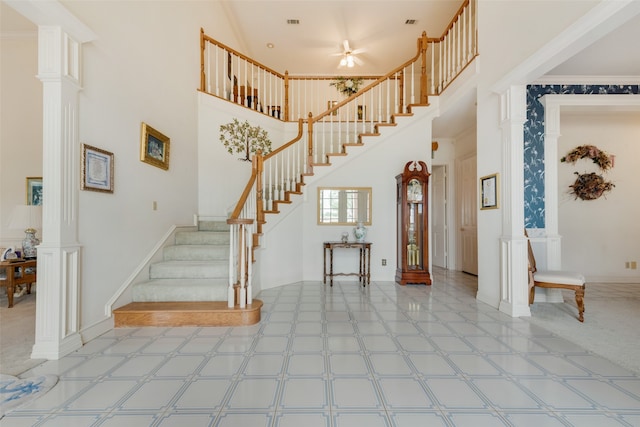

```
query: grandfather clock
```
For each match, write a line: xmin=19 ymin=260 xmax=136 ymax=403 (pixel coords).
xmin=395 ymin=160 xmax=431 ymax=285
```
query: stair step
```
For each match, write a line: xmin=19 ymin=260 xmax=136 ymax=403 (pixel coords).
xmin=113 ymin=300 xmax=263 ymax=327
xmin=149 ymin=261 xmax=228 ymax=279
xmin=132 ymin=278 xmax=229 ymax=302
xmin=163 ymin=244 xmax=228 ymax=261
xmin=175 ymin=231 xmax=229 ymax=245
xmin=197 ymin=220 xmax=229 ymax=232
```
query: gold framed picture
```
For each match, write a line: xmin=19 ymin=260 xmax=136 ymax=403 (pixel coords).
xmin=26 ymin=177 xmax=43 ymax=205
xmin=480 ymin=173 xmax=499 ymax=210
xmin=140 ymin=122 xmax=170 ymax=170
xmin=81 ymin=144 xmax=114 ymax=193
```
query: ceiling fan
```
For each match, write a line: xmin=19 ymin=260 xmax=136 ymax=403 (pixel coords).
xmin=332 ymin=40 xmax=365 ymax=68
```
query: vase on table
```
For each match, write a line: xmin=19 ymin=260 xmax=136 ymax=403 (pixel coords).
xmin=353 ymin=222 xmax=367 ymax=243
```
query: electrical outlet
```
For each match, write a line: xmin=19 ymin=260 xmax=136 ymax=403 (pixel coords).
xmin=632 ymin=261 xmax=638 ymax=270
xmin=626 ymin=261 xmax=630 ymax=269
xmin=382 ymin=259 xmax=387 ymax=266
xmin=152 ymin=201 xmax=157 ymax=211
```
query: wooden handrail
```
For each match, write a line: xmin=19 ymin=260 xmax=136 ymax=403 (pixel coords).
xmin=201 ymin=29 xmax=285 ymax=80
xmin=312 ymin=31 xmax=428 ymax=123
xmin=228 ymin=154 xmax=259 ymax=221
xmin=263 ymin=119 xmax=305 ymax=160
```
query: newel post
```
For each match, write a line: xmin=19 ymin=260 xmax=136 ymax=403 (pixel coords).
xmin=307 ymin=113 xmax=314 ymax=173
xmin=284 ymin=71 xmax=290 ymax=121
xmin=255 ymin=151 xmax=264 ymax=226
xmin=419 ymin=31 xmax=429 ymax=105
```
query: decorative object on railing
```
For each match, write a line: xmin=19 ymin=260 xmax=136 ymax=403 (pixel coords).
xmin=220 ymin=118 xmax=272 ymax=161
xmin=569 ymin=172 xmax=614 ymax=201
xmin=330 ymin=77 xmax=364 ymax=96
xmin=561 ymin=144 xmax=613 ymax=171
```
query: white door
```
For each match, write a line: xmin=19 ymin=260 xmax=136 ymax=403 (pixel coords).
xmin=432 ymin=165 xmax=447 ymax=268
xmin=459 ymin=155 xmax=478 ymax=275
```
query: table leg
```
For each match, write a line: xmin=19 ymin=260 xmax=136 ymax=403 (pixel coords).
xmin=359 ymin=247 xmax=364 ymax=286
xmin=323 ymin=246 xmax=326 ymax=284
xmin=6 ymin=267 xmax=15 ymax=308
xmin=366 ymin=245 xmax=371 ymax=285
xmin=329 ymin=248 xmax=334 ymax=287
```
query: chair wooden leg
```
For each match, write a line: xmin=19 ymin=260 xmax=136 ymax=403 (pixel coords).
xmin=529 ymin=285 xmax=535 ymax=305
xmin=575 ymin=287 xmax=585 ymax=322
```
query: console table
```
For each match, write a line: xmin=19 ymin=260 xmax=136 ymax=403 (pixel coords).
xmin=0 ymin=259 xmax=37 ymax=308
xmin=323 ymin=241 xmax=371 ymax=287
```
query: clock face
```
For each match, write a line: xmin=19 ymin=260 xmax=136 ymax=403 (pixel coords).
xmin=408 ymin=178 xmax=423 ymax=202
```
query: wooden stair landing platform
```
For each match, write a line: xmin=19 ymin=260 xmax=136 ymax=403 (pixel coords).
xmin=113 ymin=300 xmax=263 ymax=327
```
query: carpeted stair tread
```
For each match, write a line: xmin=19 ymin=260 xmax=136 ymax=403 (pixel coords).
xmin=175 ymin=231 xmax=229 ymax=245
xmin=150 ymin=260 xmax=228 ymax=279
xmin=163 ymin=245 xmax=228 ymax=261
xmin=131 ymin=278 xmax=229 ymax=302
xmin=198 ymin=221 xmax=229 ymax=232
xmin=129 ymin=220 xmax=234 ymax=305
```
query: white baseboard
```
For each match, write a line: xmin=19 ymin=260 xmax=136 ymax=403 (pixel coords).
xmin=81 ymin=316 xmax=115 ymax=344
xmin=586 ymin=276 xmax=640 ymax=284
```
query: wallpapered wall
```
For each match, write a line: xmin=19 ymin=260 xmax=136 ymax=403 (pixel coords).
xmin=523 ymin=84 xmax=640 ymax=228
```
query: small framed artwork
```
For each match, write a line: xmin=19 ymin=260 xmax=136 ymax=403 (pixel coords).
xmin=140 ymin=122 xmax=170 ymax=170
xmin=357 ymin=105 xmax=366 ymax=120
xmin=328 ymin=100 xmax=338 ymax=116
xmin=480 ymin=173 xmax=499 ymax=210
xmin=26 ymin=177 xmax=43 ymax=206
xmin=81 ymin=144 xmax=114 ymax=193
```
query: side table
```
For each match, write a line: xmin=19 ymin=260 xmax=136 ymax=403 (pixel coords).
xmin=323 ymin=241 xmax=371 ymax=287
xmin=0 ymin=259 xmax=37 ymax=308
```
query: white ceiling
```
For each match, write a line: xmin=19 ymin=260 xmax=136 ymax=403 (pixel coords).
xmin=2 ymin=1 xmax=639 ymax=138
xmin=220 ymin=0 xmax=463 ymax=76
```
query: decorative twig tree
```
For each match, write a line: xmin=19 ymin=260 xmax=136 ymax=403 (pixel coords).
xmin=219 ymin=118 xmax=272 ymax=161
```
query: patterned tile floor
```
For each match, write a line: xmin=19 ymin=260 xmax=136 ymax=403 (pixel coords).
xmin=4 ymin=268 xmax=640 ymax=426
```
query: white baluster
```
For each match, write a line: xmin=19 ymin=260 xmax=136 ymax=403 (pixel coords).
xmin=246 ymin=224 xmax=253 ymax=305
xmin=239 ymin=225 xmax=246 ymax=308
xmin=228 ymin=224 xmax=235 ymax=308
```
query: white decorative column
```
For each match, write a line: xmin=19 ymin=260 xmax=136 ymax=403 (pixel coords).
xmin=31 ymin=26 xmax=84 ymax=359
xmin=498 ymin=85 xmax=531 ymax=317
xmin=540 ymin=95 xmax=563 ymax=271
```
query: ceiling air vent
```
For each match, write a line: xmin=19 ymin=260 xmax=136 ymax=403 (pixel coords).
xmin=287 ymin=19 xmax=300 ymax=25
xmin=405 ymin=19 xmax=417 ymax=25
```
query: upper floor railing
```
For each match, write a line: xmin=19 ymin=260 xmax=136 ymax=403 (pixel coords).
xmin=199 ymin=0 xmax=477 ymax=122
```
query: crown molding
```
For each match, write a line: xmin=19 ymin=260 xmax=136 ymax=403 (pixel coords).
xmin=492 ymin=0 xmax=640 ymax=93
xmin=4 ymin=0 xmax=96 ymax=43
xmin=533 ymin=75 xmax=640 ymax=85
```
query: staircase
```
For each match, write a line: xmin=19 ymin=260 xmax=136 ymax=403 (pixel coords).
xmin=113 ymin=220 xmax=262 ymax=327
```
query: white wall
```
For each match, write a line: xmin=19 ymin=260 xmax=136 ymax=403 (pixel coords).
xmin=51 ymin=0 xmax=239 ymax=329
xmin=0 ymin=34 xmax=42 ymax=249
xmin=251 ymin=107 xmax=438 ymax=289
xmin=475 ymin=1 xmax=601 ymax=309
xmin=197 ymin=94 xmax=293 ymax=218
xmin=558 ymin=111 xmax=640 ymax=281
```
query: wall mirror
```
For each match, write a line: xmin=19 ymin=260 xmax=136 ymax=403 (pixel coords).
xmin=317 ymin=187 xmax=372 ymax=225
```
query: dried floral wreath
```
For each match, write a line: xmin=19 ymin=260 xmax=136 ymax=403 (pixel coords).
xmin=561 ymin=145 xmax=614 ymax=200
xmin=569 ymin=172 xmax=615 ymax=201
xmin=560 ymin=144 xmax=613 ymax=171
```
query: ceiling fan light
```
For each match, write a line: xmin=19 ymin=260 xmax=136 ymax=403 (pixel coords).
xmin=340 ymin=57 xmax=347 ymax=66
xmin=346 ymin=54 xmax=354 ymax=67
